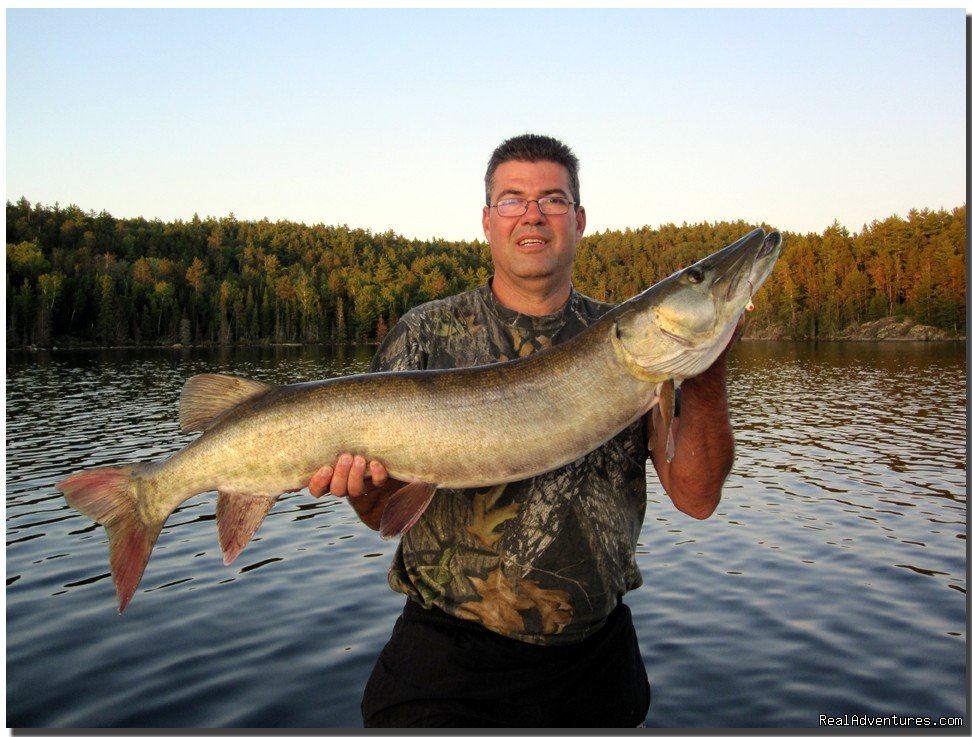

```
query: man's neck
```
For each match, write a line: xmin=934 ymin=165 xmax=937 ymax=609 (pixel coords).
xmin=489 ymin=276 xmax=571 ymax=317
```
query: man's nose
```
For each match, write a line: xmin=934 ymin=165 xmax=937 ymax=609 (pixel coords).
xmin=520 ymin=200 xmax=547 ymax=223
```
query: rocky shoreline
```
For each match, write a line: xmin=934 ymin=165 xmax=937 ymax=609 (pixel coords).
xmin=745 ymin=316 xmax=966 ymax=341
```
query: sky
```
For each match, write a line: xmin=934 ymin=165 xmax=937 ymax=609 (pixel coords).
xmin=5 ymin=8 xmax=967 ymax=242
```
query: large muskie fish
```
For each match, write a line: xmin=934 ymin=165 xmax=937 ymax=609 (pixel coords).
xmin=57 ymin=228 xmax=781 ymax=611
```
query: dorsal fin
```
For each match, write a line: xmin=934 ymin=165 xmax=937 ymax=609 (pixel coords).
xmin=179 ymin=373 xmax=275 ymax=434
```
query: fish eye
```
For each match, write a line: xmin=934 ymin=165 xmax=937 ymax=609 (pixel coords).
xmin=684 ymin=267 xmax=705 ymax=284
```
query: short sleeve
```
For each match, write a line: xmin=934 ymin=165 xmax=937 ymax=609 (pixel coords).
xmin=369 ymin=311 xmax=428 ymax=373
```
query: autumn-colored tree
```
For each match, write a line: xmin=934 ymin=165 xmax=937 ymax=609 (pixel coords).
xmin=5 ymin=200 xmax=966 ymax=347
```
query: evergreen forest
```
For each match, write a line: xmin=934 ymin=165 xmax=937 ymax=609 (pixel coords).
xmin=6 ymin=198 xmax=966 ymax=349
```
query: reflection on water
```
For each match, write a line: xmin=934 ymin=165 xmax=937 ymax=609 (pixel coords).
xmin=631 ymin=341 xmax=966 ymax=727
xmin=6 ymin=341 xmax=966 ymax=728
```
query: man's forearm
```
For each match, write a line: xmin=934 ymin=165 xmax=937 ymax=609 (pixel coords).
xmin=650 ymin=358 xmax=734 ymax=519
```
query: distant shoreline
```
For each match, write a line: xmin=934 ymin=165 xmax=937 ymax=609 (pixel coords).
xmin=10 ymin=326 xmax=966 ymax=353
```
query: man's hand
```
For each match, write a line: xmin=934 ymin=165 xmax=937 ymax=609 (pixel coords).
xmin=308 ymin=453 xmax=388 ymax=498
xmin=307 ymin=454 xmax=405 ymax=531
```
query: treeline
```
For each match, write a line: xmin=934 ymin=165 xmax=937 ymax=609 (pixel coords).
xmin=574 ymin=207 xmax=966 ymax=340
xmin=5 ymin=198 xmax=966 ymax=348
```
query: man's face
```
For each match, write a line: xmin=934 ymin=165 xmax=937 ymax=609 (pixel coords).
xmin=482 ymin=160 xmax=586 ymax=297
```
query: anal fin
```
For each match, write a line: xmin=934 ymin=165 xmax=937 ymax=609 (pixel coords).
xmin=216 ymin=492 xmax=278 ymax=564
xmin=378 ymin=482 xmax=437 ymax=540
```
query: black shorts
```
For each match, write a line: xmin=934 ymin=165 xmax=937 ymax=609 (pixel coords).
xmin=361 ymin=597 xmax=650 ymax=728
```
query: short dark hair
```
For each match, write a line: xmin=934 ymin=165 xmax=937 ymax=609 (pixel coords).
xmin=484 ymin=134 xmax=580 ymax=206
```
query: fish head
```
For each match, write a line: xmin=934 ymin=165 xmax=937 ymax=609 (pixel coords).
xmin=613 ymin=228 xmax=782 ymax=381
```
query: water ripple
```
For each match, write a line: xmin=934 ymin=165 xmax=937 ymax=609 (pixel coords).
xmin=6 ymin=341 xmax=966 ymax=728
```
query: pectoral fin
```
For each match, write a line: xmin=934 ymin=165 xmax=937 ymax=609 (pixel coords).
xmin=216 ymin=492 xmax=278 ymax=564
xmin=654 ymin=379 xmax=683 ymax=462
xmin=378 ymin=482 xmax=437 ymax=540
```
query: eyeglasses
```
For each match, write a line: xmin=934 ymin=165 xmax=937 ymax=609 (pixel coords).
xmin=489 ymin=196 xmax=576 ymax=217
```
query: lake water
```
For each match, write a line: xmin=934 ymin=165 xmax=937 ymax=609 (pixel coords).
xmin=6 ymin=341 xmax=967 ymax=728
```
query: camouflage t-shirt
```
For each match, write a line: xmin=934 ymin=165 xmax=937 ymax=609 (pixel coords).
xmin=370 ymin=281 xmax=649 ymax=645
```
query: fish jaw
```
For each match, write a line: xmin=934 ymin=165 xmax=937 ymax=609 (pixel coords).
xmin=748 ymin=230 xmax=782 ymax=296
xmin=612 ymin=228 xmax=782 ymax=381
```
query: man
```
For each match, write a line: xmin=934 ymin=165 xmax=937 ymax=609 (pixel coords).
xmin=308 ymin=134 xmax=736 ymax=727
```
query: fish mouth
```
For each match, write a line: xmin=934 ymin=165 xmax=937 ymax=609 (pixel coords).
xmin=748 ymin=230 xmax=783 ymax=293
xmin=701 ymin=229 xmax=782 ymax=306
xmin=758 ymin=230 xmax=782 ymax=259
xmin=659 ymin=327 xmax=697 ymax=347
xmin=706 ymin=229 xmax=767 ymax=303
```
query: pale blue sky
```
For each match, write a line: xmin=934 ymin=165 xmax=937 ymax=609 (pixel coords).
xmin=6 ymin=8 xmax=966 ymax=241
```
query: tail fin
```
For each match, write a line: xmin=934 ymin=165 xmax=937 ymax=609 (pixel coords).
xmin=56 ymin=464 xmax=164 ymax=613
